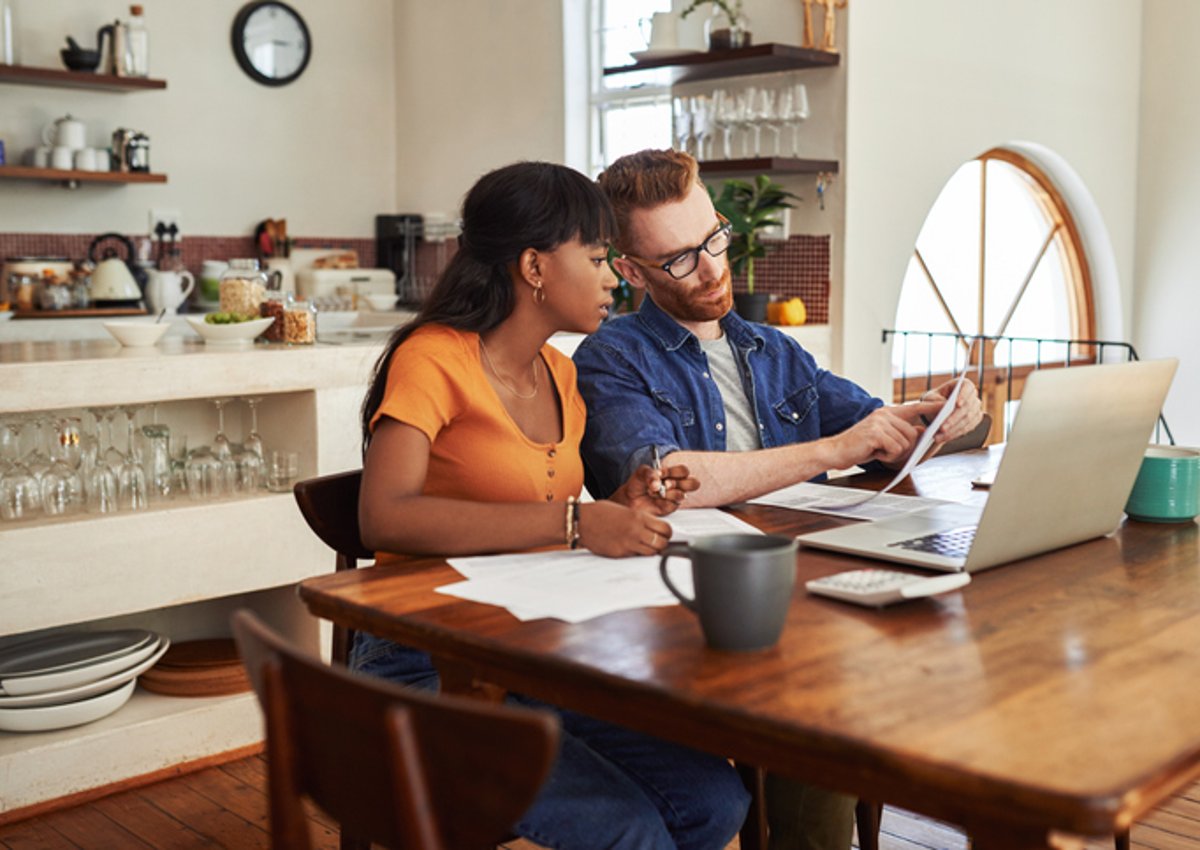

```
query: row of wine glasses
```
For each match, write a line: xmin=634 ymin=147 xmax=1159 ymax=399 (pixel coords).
xmin=673 ymin=83 xmax=810 ymax=161
xmin=0 ymin=397 xmax=274 ymax=522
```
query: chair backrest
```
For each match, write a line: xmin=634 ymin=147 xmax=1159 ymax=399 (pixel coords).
xmin=232 ymin=610 xmax=559 ymax=850
xmin=293 ymin=470 xmax=372 ymax=664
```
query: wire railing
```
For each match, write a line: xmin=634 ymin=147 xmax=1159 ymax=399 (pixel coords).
xmin=882 ymin=329 xmax=1174 ymax=445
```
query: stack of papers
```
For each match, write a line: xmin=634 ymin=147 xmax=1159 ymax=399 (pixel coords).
xmin=749 ymin=481 xmax=951 ymax=521
xmin=438 ymin=509 xmax=761 ymax=623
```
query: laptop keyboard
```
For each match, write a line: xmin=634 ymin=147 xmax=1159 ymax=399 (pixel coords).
xmin=888 ymin=526 xmax=978 ymax=559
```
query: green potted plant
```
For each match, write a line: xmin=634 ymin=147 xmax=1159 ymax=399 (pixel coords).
xmin=709 ymin=174 xmax=799 ymax=323
xmin=679 ymin=0 xmax=751 ymax=50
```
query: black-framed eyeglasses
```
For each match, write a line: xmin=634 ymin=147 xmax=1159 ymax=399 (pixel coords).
xmin=621 ymin=213 xmax=732 ymax=281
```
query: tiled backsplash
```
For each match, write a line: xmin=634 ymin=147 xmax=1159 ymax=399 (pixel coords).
xmin=1 ymin=231 xmax=830 ymax=322
xmin=730 ymin=234 xmax=831 ymax=324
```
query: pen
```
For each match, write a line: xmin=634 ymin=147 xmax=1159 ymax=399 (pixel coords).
xmin=651 ymin=446 xmax=667 ymax=498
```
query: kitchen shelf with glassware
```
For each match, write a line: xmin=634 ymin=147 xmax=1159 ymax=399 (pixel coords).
xmin=0 ymin=337 xmax=373 ymax=818
xmin=698 ymin=156 xmax=838 ymax=176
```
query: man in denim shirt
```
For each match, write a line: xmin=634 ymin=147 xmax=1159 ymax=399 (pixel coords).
xmin=575 ymin=148 xmax=980 ymax=509
xmin=575 ymin=149 xmax=982 ymax=850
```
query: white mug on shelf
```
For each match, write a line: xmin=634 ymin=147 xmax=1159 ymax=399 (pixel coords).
xmin=95 ymin=148 xmax=112 ymax=171
xmin=74 ymin=148 xmax=98 ymax=171
xmin=146 ymin=269 xmax=195 ymax=314
xmin=31 ymin=146 xmax=51 ymax=168
xmin=50 ymin=146 xmax=74 ymax=170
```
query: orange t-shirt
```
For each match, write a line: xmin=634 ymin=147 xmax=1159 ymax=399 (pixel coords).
xmin=369 ymin=324 xmax=585 ymax=561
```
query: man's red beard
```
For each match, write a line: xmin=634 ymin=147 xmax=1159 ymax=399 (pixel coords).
xmin=646 ymin=264 xmax=733 ymax=323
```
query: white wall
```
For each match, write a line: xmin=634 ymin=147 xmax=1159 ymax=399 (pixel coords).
xmin=841 ymin=1 xmax=1144 ymax=399
xmin=391 ymin=0 xmax=566 ymax=220
xmin=1 ymin=1 xmax=396 ymax=238
xmin=1134 ymin=0 xmax=1200 ymax=445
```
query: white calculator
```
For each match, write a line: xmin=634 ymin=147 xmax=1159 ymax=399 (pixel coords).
xmin=805 ymin=568 xmax=971 ymax=608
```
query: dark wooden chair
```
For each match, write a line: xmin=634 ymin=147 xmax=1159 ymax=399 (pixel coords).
xmin=293 ymin=470 xmax=372 ymax=666
xmin=231 ymin=609 xmax=559 ymax=850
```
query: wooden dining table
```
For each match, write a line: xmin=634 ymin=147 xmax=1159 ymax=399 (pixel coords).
xmin=297 ymin=448 xmax=1200 ymax=849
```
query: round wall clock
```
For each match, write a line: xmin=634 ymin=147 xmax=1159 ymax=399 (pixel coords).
xmin=231 ymin=1 xmax=312 ymax=87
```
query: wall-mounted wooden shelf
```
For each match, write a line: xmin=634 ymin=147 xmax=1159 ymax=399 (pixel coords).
xmin=0 ymin=63 xmax=167 ymax=91
xmin=0 ymin=166 xmax=167 ymax=187
xmin=603 ymin=43 xmax=839 ymax=85
xmin=699 ymin=157 xmax=839 ymax=177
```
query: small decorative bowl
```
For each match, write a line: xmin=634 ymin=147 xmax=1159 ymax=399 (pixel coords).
xmin=185 ymin=315 xmax=273 ymax=347
xmin=61 ymin=48 xmax=101 ymax=73
xmin=102 ymin=320 xmax=171 ymax=347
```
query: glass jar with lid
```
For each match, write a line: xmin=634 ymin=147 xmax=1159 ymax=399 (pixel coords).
xmin=283 ymin=294 xmax=316 ymax=345
xmin=218 ymin=258 xmax=268 ymax=318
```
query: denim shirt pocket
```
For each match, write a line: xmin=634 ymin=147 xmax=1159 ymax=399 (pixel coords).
xmin=772 ymin=384 xmax=819 ymax=433
xmin=652 ymin=388 xmax=696 ymax=434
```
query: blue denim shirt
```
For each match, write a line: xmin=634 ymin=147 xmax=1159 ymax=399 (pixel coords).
xmin=574 ymin=296 xmax=883 ymax=499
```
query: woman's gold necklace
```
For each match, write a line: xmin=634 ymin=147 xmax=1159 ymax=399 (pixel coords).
xmin=479 ymin=338 xmax=540 ymax=400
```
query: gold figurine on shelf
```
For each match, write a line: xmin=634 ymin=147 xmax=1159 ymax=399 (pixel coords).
xmin=801 ymin=0 xmax=817 ymax=49
xmin=814 ymin=0 xmax=847 ymax=53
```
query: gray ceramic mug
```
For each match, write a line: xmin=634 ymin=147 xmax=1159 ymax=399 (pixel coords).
xmin=659 ymin=534 xmax=798 ymax=651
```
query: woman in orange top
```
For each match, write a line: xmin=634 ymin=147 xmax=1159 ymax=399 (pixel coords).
xmin=355 ymin=162 xmax=749 ymax=850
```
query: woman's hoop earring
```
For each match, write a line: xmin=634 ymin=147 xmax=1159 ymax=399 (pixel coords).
xmin=532 ymin=282 xmax=546 ymax=305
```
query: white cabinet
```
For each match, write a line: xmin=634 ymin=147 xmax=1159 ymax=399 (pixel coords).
xmin=0 ymin=338 xmax=378 ymax=818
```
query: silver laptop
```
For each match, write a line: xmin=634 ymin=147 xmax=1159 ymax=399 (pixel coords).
xmin=797 ymin=358 xmax=1178 ymax=573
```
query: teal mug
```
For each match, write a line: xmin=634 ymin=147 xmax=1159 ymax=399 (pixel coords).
xmin=1124 ymin=445 xmax=1200 ymax=523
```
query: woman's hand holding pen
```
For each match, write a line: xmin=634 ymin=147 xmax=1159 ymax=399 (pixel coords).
xmin=579 ymin=500 xmax=675 ymax=557
xmin=610 ymin=463 xmax=699 ymax=516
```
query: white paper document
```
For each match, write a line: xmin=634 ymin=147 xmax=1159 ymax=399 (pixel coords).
xmin=438 ymin=508 xmax=762 ymax=623
xmin=749 ymin=481 xmax=952 ymax=521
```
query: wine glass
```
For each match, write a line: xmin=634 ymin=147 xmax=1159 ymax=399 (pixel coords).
xmin=672 ymin=95 xmax=693 ymax=155
xmin=733 ymin=87 xmax=756 ymax=158
xmin=41 ymin=417 xmax=84 ymax=516
xmin=691 ymin=94 xmax=713 ymax=161
xmin=101 ymin=407 xmax=125 ymax=469
xmin=141 ymin=423 xmax=174 ymax=501
xmin=22 ymin=414 xmax=53 ymax=484
xmin=711 ymin=88 xmax=737 ymax=160
xmin=780 ymin=83 xmax=810 ymax=157
xmin=211 ymin=398 xmax=233 ymax=461
xmin=0 ymin=419 xmax=39 ymax=520
xmin=242 ymin=397 xmax=265 ymax=461
xmin=118 ymin=405 xmax=148 ymax=511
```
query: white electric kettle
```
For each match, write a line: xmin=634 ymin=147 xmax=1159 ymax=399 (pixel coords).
xmin=42 ymin=114 xmax=87 ymax=150
xmin=88 ymin=233 xmax=144 ymax=304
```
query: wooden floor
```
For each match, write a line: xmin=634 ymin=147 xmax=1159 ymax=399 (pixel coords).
xmin=1 ymin=754 xmax=1197 ymax=849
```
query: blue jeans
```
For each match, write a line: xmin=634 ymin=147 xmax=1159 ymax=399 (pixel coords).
xmin=353 ymin=632 xmax=749 ymax=850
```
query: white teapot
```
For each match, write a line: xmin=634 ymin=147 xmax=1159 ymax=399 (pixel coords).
xmin=42 ymin=114 xmax=87 ymax=150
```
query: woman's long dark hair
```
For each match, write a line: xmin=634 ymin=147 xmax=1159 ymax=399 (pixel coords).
xmin=361 ymin=161 xmax=616 ymax=453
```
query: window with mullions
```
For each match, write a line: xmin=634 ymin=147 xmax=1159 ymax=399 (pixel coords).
xmin=589 ymin=0 xmax=673 ymax=175
xmin=891 ymin=148 xmax=1094 ymax=382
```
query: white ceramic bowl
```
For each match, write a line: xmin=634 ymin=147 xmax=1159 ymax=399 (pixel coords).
xmin=102 ymin=319 xmax=171 ymax=347
xmin=0 ymin=678 xmax=135 ymax=733
xmin=364 ymin=294 xmax=397 ymax=311
xmin=185 ymin=315 xmax=273 ymax=347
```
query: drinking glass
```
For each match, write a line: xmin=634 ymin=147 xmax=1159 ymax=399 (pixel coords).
xmin=211 ymin=398 xmax=233 ymax=461
xmin=22 ymin=414 xmax=53 ymax=484
xmin=101 ymin=407 xmax=125 ymax=469
xmin=733 ymin=88 xmax=756 ymax=158
xmin=712 ymin=88 xmax=737 ymax=160
xmin=748 ymin=87 xmax=777 ymax=157
xmin=41 ymin=417 xmax=84 ymax=516
xmin=141 ymin=423 xmax=174 ymax=501
xmin=0 ymin=460 xmax=39 ymax=520
xmin=266 ymin=450 xmax=299 ymax=493
xmin=781 ymin=83 xmax=810 ymax=157
xmin=185 ymin=446 xmax=229 ymax=501
xmin=84 ymin=408 xmax=119 ymax=514
xmin=118 ymin=405 xmax=148 ymax=511
xmin=242 ymin=397 xmax=265 ymax=461
xmin=672 ymin=95 xmax=693 ymax=155
xmin=691 ymin=95 xmax=713 ymax=161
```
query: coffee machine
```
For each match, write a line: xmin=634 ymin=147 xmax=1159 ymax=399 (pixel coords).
xmin=375 ymin=214 xmax=423 ymax=305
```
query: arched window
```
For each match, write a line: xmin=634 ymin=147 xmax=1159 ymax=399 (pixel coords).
xmin=891 ymin=147 xmax=1096 ymax=437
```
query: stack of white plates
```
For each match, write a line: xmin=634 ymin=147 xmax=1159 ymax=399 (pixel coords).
xmin=0 ymin=629 xmax=170 ymax=733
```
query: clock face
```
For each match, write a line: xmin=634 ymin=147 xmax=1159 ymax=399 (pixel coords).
xmin=232 ymin=1 xmax=312 ymax=86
